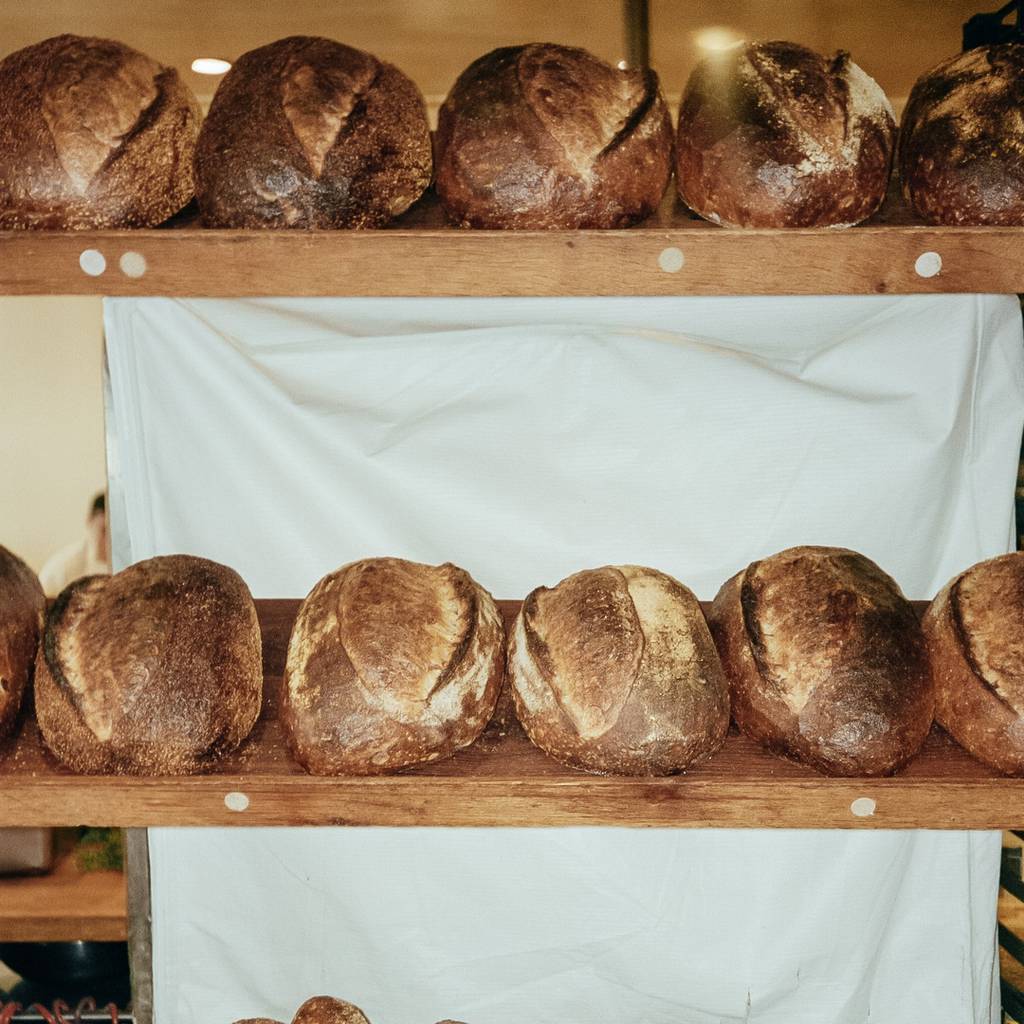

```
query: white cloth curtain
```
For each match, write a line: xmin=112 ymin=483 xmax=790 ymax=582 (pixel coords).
xmin=103 ymin=294 xmax=1024 ymax=1024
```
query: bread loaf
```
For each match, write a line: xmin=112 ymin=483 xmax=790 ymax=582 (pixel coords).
xmin=708 ymin=546 xmax=932 ymax=776
xmin=0 ymin=545 xmax=46 ymax=742
xmin=292 ymin=996 xmax=370 ymax=1024
xmin=509 ymin=565 xmax=729 ymax=775
xmin=922 ymin=552 xmax=1024 ymax=774
xmin=194 ymin=36 xmax=432 ymax=228
xmin=899 ymin=44 xmax=1024 ymax=225
xmin=35 ymin=555 xmax=262 ymax=774
xmin=435 ymin=44 xmax=673 ymax=228
xmin=0 ymin=34 xmax=200 ymax=229
xmin=283 ymin=557 xmax=504 ymax=775
xmin=676 ymin=40 xmax=895 ymax=228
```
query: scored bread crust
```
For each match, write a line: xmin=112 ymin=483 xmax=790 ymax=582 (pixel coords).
xmin=0 ymin=34 xmax=200 ymax=229
xmin=194 ymin=35 xmax=432 ymax=228
xmin=899 ymin=44 xmax=1024 ymax=226
xmin=676 ymin=40 xmax=895 ymax=229
xmin=0 ymin=545 xmax=46 ymax=743
xmin=923 ymin=552 xmax=1024 ymax=774
xmin=708 ymin=546 xmax=933 ymax=777
xmin=509 ymin=565 xmax=730 ymax=776
xmin=35 ymin=555 xmax=262 ymax=775
xmin=435 ymin=43 xmax=673 ymax=229
xmin=283 ymin=557 xmax=504 ymax=775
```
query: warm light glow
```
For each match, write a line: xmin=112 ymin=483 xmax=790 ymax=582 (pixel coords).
xmin=617 ymin=59 xmax=629 ymax=70
xmin=191 ymin=57 xmax=232 ymax=75
xmin=693 ymin=26 xmax=744 ymax=53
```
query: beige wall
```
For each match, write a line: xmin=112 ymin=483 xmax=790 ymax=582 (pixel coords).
xmin=0 ymin=297 xmax=106 ymax=572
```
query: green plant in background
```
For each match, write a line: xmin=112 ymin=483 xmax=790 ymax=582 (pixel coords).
xmin=74 ymin=827 xmax=124 ymax=872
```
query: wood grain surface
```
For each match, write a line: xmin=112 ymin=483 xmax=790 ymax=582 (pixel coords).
xmin=0 ymin=599 xmax=1023 ymax=829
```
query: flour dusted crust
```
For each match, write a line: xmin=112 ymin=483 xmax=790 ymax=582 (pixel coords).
xmin=708 ymin=546 xmax=932 ymax=776
xmin=899 ymin=44 xmax=1024 ymax=225
xmin=676 ymin=40 xmax=895 ymax=228
xmin=35 ymin=555 xmax=262 ymax=775
xmin=923 ymin=553 xmax=1024 ymax=774
xmin=509 ymin=565 xmax=729 ymax=775
xmin=283 ymin=557 xmax=504 ymax=775
xmin=0 ymin=34 xmax=200 ymax=229
xmin=0 ymin=546 xmax=45 ymax=743
xmin=194 ymin=36 xmax=432 ymax=228
xmin=435 ymin=44 xmax=673 ymax=228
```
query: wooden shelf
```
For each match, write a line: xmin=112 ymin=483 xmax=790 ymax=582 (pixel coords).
xmin=2 ymin=191 xmax=1023 ymax=298
xmin=1 ymin=599 xmax=1023 ymax=829
xmin=0 ymin=850 xmax=126 ymax=943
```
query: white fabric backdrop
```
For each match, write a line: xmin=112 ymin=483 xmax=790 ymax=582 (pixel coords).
xmin=103 ymin=294 xmax=1024 ymax=1024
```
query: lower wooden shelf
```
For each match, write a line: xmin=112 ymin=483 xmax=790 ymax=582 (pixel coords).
xmin=0 ymin=599 xmax=1021 ymax=829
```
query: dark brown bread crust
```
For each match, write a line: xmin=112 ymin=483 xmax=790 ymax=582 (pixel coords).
xmin=0 ymin=34 xmax=200 ymax=229
xmin=509 ymin=565 xmax=729 ymax=776
xmin=435 ymin=44 xmax=673 ymax=229
xmin=0 ymin=546 xmax=45 ymax=743
xmin=291 ymin=998 xmax=370 ymax=1024
xmin=194 ymin=36 xmax=432 ymax=228
xmin=676 ymin=40 xmax=895 ymax=229
xmin=923 ymin=552 xmax=1024 ymax=774
xmin=708 ymin=546 xmax=932 ymax=776
xmin=283 ymin=558 xmax=504 ymax=775
xmin=35 ymin=555 xmax=262 ymax=775
xmin=899 ymin=44 xmax=1024 ymax=225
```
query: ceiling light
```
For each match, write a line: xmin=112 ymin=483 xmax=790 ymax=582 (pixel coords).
xmin=191 ymin=58 xmax=232 ymax=75
xmin=693 ymin=26 xmax=744 ymax=53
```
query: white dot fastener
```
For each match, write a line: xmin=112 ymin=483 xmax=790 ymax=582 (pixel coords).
xmin=658 ymin=246 xmax=685 ymax=273
xmin=79 ymin=249 xmax=106 ymax=276
xmin=850 ymin=796 xmax=877 ymax=818
xmin=119 ymin=251 xmax=147 ymax=278
xmin=224 ymin=791 xmax=250 ymax=812
xmin=915 ymin=251 xmax=942 ymax=278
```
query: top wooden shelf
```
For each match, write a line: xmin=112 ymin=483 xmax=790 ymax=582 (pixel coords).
xmin=2 ymin=190 xmax=1022 ymax=299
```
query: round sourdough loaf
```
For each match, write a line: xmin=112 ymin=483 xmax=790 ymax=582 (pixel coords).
xmin=194 ymin=36 xmax=432 ymax=228
xmin=0 ymin=34 xmax=200 ymax=228
xmin=899 ymin=44 xmax=1024 ymax=225
xmin=508 ymin=565 xmax=729 ymax=776
xmin=435 ymin=43 xmax=673 ymax=228
xmin=676 ymin=40 xmax=895 ymax=228
xmin=0 ymin=545 xmax=45 ymax=743
xmin=35 ymin=555 xmax=262 ymax=774
xmin=708 ymin=546 xmax=932 ymax=776
xmin=283 ymin=557 xmax=504 ymax=775
xmin=291 ymin=999 xmax=371 ymax=1024
xmin=922 ymin=552 xmax=1024 ymax=774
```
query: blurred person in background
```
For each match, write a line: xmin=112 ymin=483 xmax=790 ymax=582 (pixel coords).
xmin=39 ymin=492 xmax=111 ymax=597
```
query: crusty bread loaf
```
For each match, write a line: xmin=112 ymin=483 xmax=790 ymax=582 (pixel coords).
xmin=435 ymin=44 xmax=673 ymax=228
xmin=283 ymin=557 xmax=504 ymax=775
xmin=232 ymin=1019 xmax=284 ymax=1024
xmin=708 ymin=546 xmax=932 ymax=776
xmin=509 ymin=565 xmax=729 ymax=775
xmin=676 ymin=40 xmax=895 ymax=228
xmin=292 ymin=996 xmax=370 ymax=1024
xmin=194 ymin=36 xmax=432 ymax=228
xmin=0 ymin=34 xmax=200 ymax=229
xmin=35 ymin=555 xmax=262 ymax=775
xmin=0 ymin=545 xmax=46 ymax=743
xmin=922 ymin=552 xmax=1024 ymax=774
xmin=899 ymin=44 xmax=1024 ymax=225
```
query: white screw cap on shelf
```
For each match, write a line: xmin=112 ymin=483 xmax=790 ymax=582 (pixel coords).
xmin=850 ymin=796 xmax=876 ymax=818
xmin=658 ymin=247 xmax=685 ymax=273
xmin=915 ymin=251 xmax=942 ymax=278
xmin=224 ymin=791 xmax=250 ymax=812
xmin=79 ymin=249 xmax=106 ymax=276
xmin=119 ymin=251 xmax=147 ymax=278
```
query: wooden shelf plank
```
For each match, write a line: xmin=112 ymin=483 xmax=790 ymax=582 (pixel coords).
xmin=0 ymin=850 xmax=126 ymax=943
xmin=1 ymin=600 xmax=1023 ymax=829
xmin=2 ymin=193 xmax=1022 ymax=298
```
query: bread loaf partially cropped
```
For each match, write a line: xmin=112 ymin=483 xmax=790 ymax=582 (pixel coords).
xmin=899 ymin=44 xmax=1024 ymax=225
xmin=291 ymin=998 xmax=370 ymax=1024
xmin=0 ymin=34 xmax=200 ymax=229
xmin=435 ymin=44 xmax=673 ymax=228
xmin=676 ymin=40 xmax=895 ymax=228
xmin=0 ymin=545 xmax=46 ymax=743
xmin=283 ymin=557 xmax=504 ymax=775
xmin=35 ymin=555 xmax=262 ymax=774
xmin=923 ymin=553 xmax=1024 ymax=774
xmin=509 ymin=565 xmax=729 ymax=775
xmin=708 ymin=546 xmax=932 ymax=776
xmin=195 ymin=36 xmax=432 ymax=228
